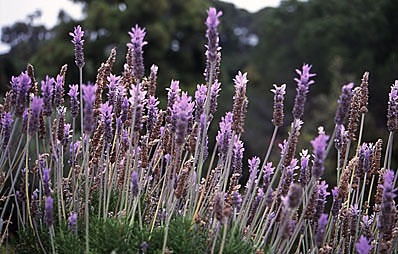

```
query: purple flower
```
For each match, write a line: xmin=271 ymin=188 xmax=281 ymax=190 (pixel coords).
xmin=41 ymin=76 xmax=55 ymax=116
xmin=387 ymin=80 xmax=398 ymax=132
xmin=216 ymin=112 xmax=233 ymax=158
xmin=231 ymin=136 xmax=244 ymax=174
xmin=209 ymin=80 xmax=221 ymax=120
xmin=42 ymin=167 xmax=51 ymax=197
xmin=45 ymin=196 xmax=53 ymax=226
xmin=1 ymin=112 xmax=14 ymax=149
xmin=121 ymin=97 xmax=129 ymax=123
xmin=68 ymin=212 xmax=77 ymax=231
xmin=262 ymin=162 xmax=275 ymax=191
xmin=232 ymin=71 xmax=249 ymax=134
xmin=334 ymin=124 xmax=348 ymax=151
xmin=245 ymin=157 xmax=260 ymax=193
xmin=271 ymin=83 xmax=286 ymax=127
xmin=315 ymin=214 xmax=328 ymax=247
xmin=231 ymin=191 xmax=242 ymax=211
xmin=28 ymin=97 xmax=43 ymax=136
xmin=284 ymin=184 xmax=302 ymax=209
xmin=82 ymin=84 xmax=97 ymax=134
xmin=107 ymin=74 xmax=121 ymax=108
xmin=141 ymin=241 xmax=148 ymax=253
xmin=172 ymin=92 xmax=194 ymax=146
xmin=378 ymin=170 xmax=396 ymax=236
xmin=99 ymin=102 xmax=114 ymax=143
xmin=357 ymin=143 xmax=374 ymax=178
xmin=146 ymin=96 xmax=159 ymax=134
xmin=131 ymin=171 xmax=139 ymax=196
xmin=68 ymin=85 xmax=80 ymax=118
xmin=331 ymin=187 xmax=341 ymax=217
xmin=311 ymin=127 xmax=329 ymax=179
xmin=314 ymin=181 xmax=330 ymax=223
xmin=299 ymin=149 xmax=310 ymax=186
xmin=335 ymin=82 xmax=354 ymax=125
xmin=129 ymin=84 xmax=146 ymax=131
xmin=204 ymin=7 xmax=222 ymax=84
xmin=69 ymin=25 xmax=85 ymax=68
xmin=166 ymin=80 xmax=181 ymax=123
xmin=62 ymin=123 xmax=71 ymax=147
xmin=54 ymin=74 xmax=64 ymax=108
xmin=355 ymin=236 xmax=372 ymax=254
xmin=14 ymin=72 xmax=31 ymax=116
xmin=292 ymin=64 xmax=316 ymax=119
xmin=194 ymin=84 xmax=207 ymax=122
xmin=21 ymin=109 xmax=29 ymax=133
xmin=127 ymin=25 xmax=147 ymax=80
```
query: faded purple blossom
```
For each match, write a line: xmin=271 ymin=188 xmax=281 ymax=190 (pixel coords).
xmin=311 ymin=127 xmax=329 ymax=179
xmin=262 ymin=162 xmax=275 ymax=191
xmin=314 ymin=181 xmax=330 ymax=223
xmin=45 ymin=196 xmax=54 ymax=226
xmin=209 ymin=80 xmax=221 ymax=120
xmin=356 ymin=236 xmax=372 ymax=254
xmin=99 ymin=102 xmax=114 ymax=143
xmin=141 ymin=241 xmax=148 ymax=253
xmin=28 ymin=97 xmax=43 ymax=136
xmin=231 ymin=191 xmax=242 ymax=211
xmin=245 ymin=157 xmax=260 ymax=193
xmin=387 ymin=80 xmax=398 ymax=132
xmin=69 ymin=25 xmax=85 ymax=68
xmin=68 ymin=212 xmax=77 ymax=231
xmin=335 ymin=82 xmax=354 ymax=125
xmin=172 ymin=92 xmax=194 ymax=146
xmin=68 ymin=85 xmax=80 ymax=118
xmin=331 ymin=186 xmax=341 ymax=217
xmin=21 ymin=109 xmax=29 ymax=133
xmin=271 ymin=83 xmax=286 ymax=127
xmin=129 ymin=84 xmax=146 ymax=131
xmin=41 ymin=76 xmax=55 ymax=116
xmin=216 ymin=112 xmax=233 ymax=158
xmin=121 ymin=97 xmax=129 ymax=123
xmin=54 ymin=74 xmax=64 ymax=108
xmin=231 ymin=137 xmax=244 ymax=174
xmin=232 ymin=71 xmax=249 ymax=134
xmin=378 ymin=170 xmax=396 ymax=236
xmin=334 ymin=124 xmax=348 ymax=151
xmin=82 ymin=84 xmax=97 ymax=134
xmin=146 ymin=96 xmax=159 ymax=133
xmin=1 ymin=112 xmax=14 ymax=149
xmin=284 ymin=183 xmax=303 ymax=209
xmin=107 ymin=74 xmax=121 ymax=108
xmin=292 ymin=64 xmax=316 ymax=119
xmin=42 ymin=167 xmax=51 ymax=197
xmin=194 ymin=84 xmax=207 ymax=122
xmin=131 ymin=171 xmax=139 ymax=196
xmin=357 ymin=143 xmax=374 ymax=178
xmin=127 ymin=25 xmax=147 ymax=80
xmin=315 ymin=214 xmax=328 ymax=247
xmin=62 ymin=123 xmax=71 ymax=147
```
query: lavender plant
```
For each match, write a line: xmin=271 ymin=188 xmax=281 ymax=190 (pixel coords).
xmin=0 ymin=6 xmax=397 ymax=254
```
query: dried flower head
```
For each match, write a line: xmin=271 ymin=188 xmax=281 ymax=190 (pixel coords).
xmin=387 ymin=80 xmax=398 ymax=132
xmin=335 ymin=82 xmax=354 ymax=125
xmin=271 ymin=83 xmax=286 ymax=127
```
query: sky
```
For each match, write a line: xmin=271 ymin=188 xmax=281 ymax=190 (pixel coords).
xmin=0 ymin=0 xmax=281 ymax=53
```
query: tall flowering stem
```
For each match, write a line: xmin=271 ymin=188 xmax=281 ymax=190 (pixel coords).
xmin=292 ymin=64 xmax=316 ymax=120
xmin=127 ymin=25 xmax=147 ymax=80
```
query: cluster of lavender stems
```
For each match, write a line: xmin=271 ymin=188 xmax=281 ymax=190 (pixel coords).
xmin=1 ymin=6 xmax=398 ymax=254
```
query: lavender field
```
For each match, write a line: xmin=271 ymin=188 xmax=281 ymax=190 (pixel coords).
xmin=0 ymin=5 xmax=397 ymax=254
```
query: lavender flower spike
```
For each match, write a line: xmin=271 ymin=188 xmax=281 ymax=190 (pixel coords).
xmin=315 ymin=213 xmax=328 ymax=247
xmin=68 ymin=212 xmax=78 ymax=231
xmin=378 ymin=170 xmax=396 ymax=238
xmin=204 ymin=7 xmax=222 ymax=83
xmin=355 ymin=236 xmax=372 ymax=254
xmin=69 ymin=25 xmax=85 ymax=68
xmin=292 ymin=64 xmax=316 ymax=119
xmin=68 ymin=85 xmax=80 ymax=118
xmin=28 ymin=97 xmax=43 ymax=136
xmin=216 ymin=112 xmax=233 ymax=157
xmin=15 ymin=72 xmax=31 ymax=116
xmin=41 ymin=75 xmax=55 ymax=116
xmin=1 ymin=112 xmax=14 ymax=149
xmin=54 ymin=74 xmax=65 ymax=108
xmin=335 ymin=82 xmax=354 ymax=125
xmin=311 ymin=126 xmax=329 ymax=179
xmin=271 ymin=83 xmax=286 ymax=127
xmin=131 ymin=171 xmax=139 ymax=196
xmin=99 ymin=102 xmax=113 ymax=143
xmin=45 ymin=196 xmax=54 ymax=226
xmin=172 ymin=92 xmax=194 ymax=146
xmin=82 ymin=84 xmax=97 ymax=134
xmin=387 ymin=80 xmax=398 ymax=132
xmin=127 ymin=25 xmax=148 ymax=80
